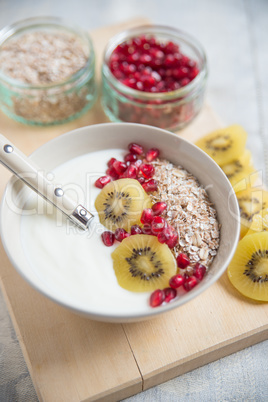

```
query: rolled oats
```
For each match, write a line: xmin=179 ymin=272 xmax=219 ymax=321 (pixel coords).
xmin=0 ymin=31 xmax=88 ymax=84
xmin=150 ymin=158 xmax=220 ymax=271
xmin=0 ymin=30 xmax=96 ymax=124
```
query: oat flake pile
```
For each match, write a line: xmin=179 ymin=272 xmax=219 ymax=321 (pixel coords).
xmin=0 ymin=22 xmax=96 ymax=124
xmin=150 ymin=158 xmax=220 ymax=273
xmin=0 ymin=31 xmax=88 ymax=84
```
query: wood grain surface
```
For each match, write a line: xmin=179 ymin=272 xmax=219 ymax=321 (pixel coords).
xmin=0 ymin=17 xmax=267 ymax=402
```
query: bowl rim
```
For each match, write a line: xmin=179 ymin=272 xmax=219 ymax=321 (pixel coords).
xmin=0 ymin=122 xmax=240 ymax=322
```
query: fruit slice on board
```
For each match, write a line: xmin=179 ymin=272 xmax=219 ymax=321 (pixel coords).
xmin=227 ymin=232 xmax=268 ymax=301
xmin=95 ymin=178 xmax=152 ymax=232
xmin=220 ymin=149 xmax=256 ymax=192
xmin=246 ymin=208 xmax=268 ymax=236
xmin=195 ymin=125 xmax=247 ymax=165
xmin=236 ymin=188 xmax=268 ymax=238
xmin=111 ymin=234 xmax=177 ymax=292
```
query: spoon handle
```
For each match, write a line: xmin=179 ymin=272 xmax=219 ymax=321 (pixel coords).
xmin=0 ymin=134 xmax=93 ymax=230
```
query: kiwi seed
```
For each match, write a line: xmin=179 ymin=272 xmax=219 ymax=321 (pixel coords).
xmin=244 ymin=249 xmax=268 ymax=283
xmin=125 ymin=246 xmax=165 ymax=281
xmin=225 ymin=160 xmax=243 ymax=179
xmin=206 ymin=134 xmax=233 ymax=155
xmin=103 ymin=190 xmax=131 ymax=224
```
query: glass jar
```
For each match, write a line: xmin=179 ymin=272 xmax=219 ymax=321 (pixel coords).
xmin=0 ymin=17 xmax=97 ymax=125
xmin=102 ymin=25 xmax=208 ymax=131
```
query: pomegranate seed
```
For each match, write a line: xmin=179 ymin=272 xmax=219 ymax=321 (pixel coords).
xmin=128 ymin=143 xmax=144 ymax=155
xmin=188 ymin=67 xmax=199 ymax=80
xmin=113 ymin=160 xmax=127 ymax=175
xmin=124 ymin=153 xmax=137 ymax=163
xmin=113 ymin=70 xmax=124 ymax=80
xmin=152 ymin=201 xmax=167 ymax=216
xmin=193 ymin=263 xmax=206 ymax=280
xmin=149 ymin=289 xmax=165 ymax=307
xmin=133 ymin=159 xmax=142 ymax=168
xmin=122 ymin=77 xmax=137 ymax=88
xmin=142 ymin=179 xmax=158 ymax=192
xmin=124 ymin=164 xmax=138 ymax=179
xmin=164 ymin=54 xmax=176 ymax=67
xmin=166 ymin=234 xmax=178 ymax=249
xmin=145 ymin=148 xmax=160 ymax=162
xmin=163 ymin=287 xmax=177 ymax=303
xmin=136 ymin=81 xmax=144 ymax=91
xmin=95 ymin=175 xmax=111 ymax=189
xmin=169 ymin=274 xmax=185 ymax=289
xmin=106 ymin=166 xmax=119 ymax=180
xmin=137 ymin=176 xmax=145 ymax=184
xmin=140 ymin=208 xmax=154 ymax=224
xmin=157 ymin=224 xmax=172 ymax=244
xmin=176 ymin=253 xmax=190 ymax=269
xmin=101 ymin=231 xmax=115 ymax=247
xmin=142 ymin=223 xmax=153 ymax=235
xmin=183 ymin=276 xmax=198 ymax=291
xmin=158 ymin=224 xmax=178 ymax=248
xmin=181 ymin=55 xmax=190 ymax=66
xmin=173 ymin=66 xmax=189 ymax=80
xmin=165 ymin=225 xmax=178 ymax=248
xmin=180 ymin=77 xmax=191 ymax=87
xmin=150 ymin=49 xmax=164 ymax=60
xmin=157 ymin=231 xmax=168 ymax=244
xmin=114 ymin=228 xmax=130 ymax=242
xmin=139 ymin=163 xmax=155 ymax=179
xmin=151 ymin=216 xmax=166 ymax=234
xmin=107 ymin=157 xmax=117 ymax=168
xmin=130 ymin=225 xmax=143 ymax=235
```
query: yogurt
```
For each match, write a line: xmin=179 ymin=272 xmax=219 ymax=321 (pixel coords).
xmin=21 ymin=149 xmax=152 ymax=317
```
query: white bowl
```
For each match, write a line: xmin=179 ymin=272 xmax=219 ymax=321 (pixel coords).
xmin=0 ymin=123 xmax=240 ymax=322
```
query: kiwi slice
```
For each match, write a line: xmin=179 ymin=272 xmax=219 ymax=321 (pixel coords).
xmin=246 ymin=208 xmax=268 ymax=236
xmin=228 ymin=232 xmax=268 ymax=301
xmin=112 ymin=234 xmax=177 ymax=292
xmin=95 ymin=178 xmax=151 ymax=232
xmin=221 ymin=149 xmax=256 ymax=192
xmin=236 ymin=188 xmax=268 ymax=238
xmin=195 ymin=125 xmax=247 ymax=165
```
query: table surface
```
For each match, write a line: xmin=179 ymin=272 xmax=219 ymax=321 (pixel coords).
xmin=0 ymin=0 xmax=268 ymax=401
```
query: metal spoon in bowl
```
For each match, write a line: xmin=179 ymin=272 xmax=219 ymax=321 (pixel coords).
xmin=0 ymin=134 xmax=94 ymax=230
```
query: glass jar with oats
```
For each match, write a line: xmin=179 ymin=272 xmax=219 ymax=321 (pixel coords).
xmin=0 ymin=17 xmax=97 ymax=125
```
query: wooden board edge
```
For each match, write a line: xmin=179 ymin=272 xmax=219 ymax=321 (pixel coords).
xmin=0 ymin=275 xmax=43 ymax=401
xmin=81 ymin=378 xmax=142 ymax=402
xmin=1 ymin=273 xmax=144 ymax=402
xmin=142 ymin=326 xmax=268 ymax=391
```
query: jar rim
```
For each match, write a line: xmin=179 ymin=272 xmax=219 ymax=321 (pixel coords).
xmin=102 ymin=24 xmax=208 ymax=100
xmin=0 ymin=16 xmax=95 ymax=90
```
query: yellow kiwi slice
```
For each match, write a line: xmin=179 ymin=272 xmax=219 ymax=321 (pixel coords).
xmin=195 ymin=125 xmax=247 ymax=165
xmin=227 ymin=232 xmax=268 ymax=301
xmin=221 ymin=149 xmax=256 ymax=192
xmin=246 ymin=208 xmax=268 ymax=236
xmin=236 ymin=188 xmax=268 ymax=238
xmin=112 ymin=234 xmax=176 ymax=292
xmin=95 ymin=178 xmax=151 ymax=232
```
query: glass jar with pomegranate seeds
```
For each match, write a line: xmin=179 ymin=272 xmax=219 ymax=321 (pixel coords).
xmin=101 ymin=25 xmax=208 ymax=131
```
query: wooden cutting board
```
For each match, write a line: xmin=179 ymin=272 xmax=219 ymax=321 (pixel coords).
xmin=0 ymin=18 xmax=267 ymax=402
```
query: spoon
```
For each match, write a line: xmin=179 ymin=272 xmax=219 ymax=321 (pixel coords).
xmin=0 ymin=134 xmax=94 ymax=230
